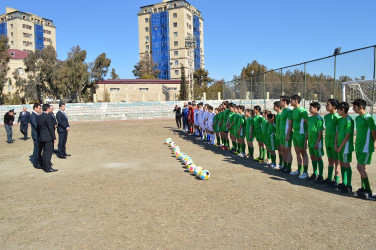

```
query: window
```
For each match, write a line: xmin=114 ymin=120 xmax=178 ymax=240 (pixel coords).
xmin=145 ymin=27 xmax=149 ymax=32
xmin=110 ymin=88 xmax=120 ymax=92
xmin=173 ymin=22 xmax=177 ymax=27
xmin=145 ymin=36 xmax=149 ymax=42
xmin=187 ymin=14 xmax=191 ymax=20
xmin=158 ymin=7 xmax=162 ymax=12
xmin=173 ymin=13 xmax=177 ymax=18
xmin=174 ymin=32 xmax=178 ymax=37
xmin=175 ymin=70 xmax=179 ymax=75
xmin=168 ymin=87 xmax=177 ymax=91
xmin=44 ymin=37 xmax=52 ymax=42
xmin=174 ymin=51 xmax=178 ymax=56
xmin=10 ymin=24 xmax=13 ymax=28
xmin=10 ymin=32 xmax=13 ymax=37
xmin=11 ymin=41 xmax=13 ymax=45
xmin=23 ymin=41 xmax=33 ymax=47
xmin=23 ymin=33 xmax=32 ymax=38
xmin=145 ymin=18 xmax=149 ymax=23
xmin=18 ymin=68 xmax=25 ymax=75
xmin=187 ymin=23 xmax=192 ymax=29
xmin=139 ymin=88 xmax=149 ymax=91
xmin=145 ymin=45 xmax=150 ymax=50
xmin=43 ymin=29 xmax=52 ymax=35
xmin=175 ymin=60 xmax=179 ymax=65
xmin=174 ymin=41 xmax=178 ymax=46
xmin=22 ymin=24 xmax=32 ymax=30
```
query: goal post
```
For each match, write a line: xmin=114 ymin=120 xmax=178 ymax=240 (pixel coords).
xmin=342 ymin=79 xmax=376 ymax=114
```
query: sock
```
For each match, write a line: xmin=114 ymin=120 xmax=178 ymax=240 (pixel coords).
xmin=271 ymin=155 xmax=276 ymax=164
xmin=279 ymin=154 xmax=283 ymax=165
xmin=259 ymin=147 xmax=263 ymax=159
xmin=347 ymin=167 xmax=352 ymax=187
xmin=362 ymin=178 xmax=366 ymax=190
xmin=335 ymin=175 xmax=339 ymax=184
xmin=249 ymin=147 xmax=254 ymax=158
xmin=207 ymin=134 xmax=210 ymax=141
xmin=267 ymin=151 xmax=271 ymax=160
xmin=363 ymin=178 xmax=372 ymax=193
xmin=298 ymin=165 xmax=302 ymax=173
xmin=341 ymin=167 xmax=347 ymax=186
xmin=242 ymin=144 xmax=246 ymax=153
xmin=282 ymin=161 xmax=285 ymax=169
xmin=287 ymin=162 xmax=292 ymax=171
xmin=328 ymin=166 xmax=334 ymax=181
xmin=318 ymin=160 xmax=324 ymax=177
xmin=216 ymin=136 xmax=220 ymax=145
xmin=232 ymin=141 xmax=237 ymax=151
xmin=312 ymin=161 xmax=318 ymax=175
xmin=304 ymin=165 xmax=308 ymax=173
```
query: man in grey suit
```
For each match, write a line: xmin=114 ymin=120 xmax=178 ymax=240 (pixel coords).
xmin=30 ymin=103 xmax=42 ymax=168
xmin=17 ymin=106 xmax=31 ymax=140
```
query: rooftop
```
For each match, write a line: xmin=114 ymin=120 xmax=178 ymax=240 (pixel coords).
xmin=8 ymin=49 xmax=29 ymax=60
xmin=98 ymin=79 xmax=181 ymax=85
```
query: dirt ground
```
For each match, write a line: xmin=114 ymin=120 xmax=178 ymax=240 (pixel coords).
xmin=1 ymin=119 xmax=376 ymax=249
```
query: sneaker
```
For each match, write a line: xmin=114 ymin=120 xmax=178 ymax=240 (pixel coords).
xmin=282 ymin=168 xmax=290 ymax=174
xmin=352 ymin=188 xmax=366 ymax=198
xmin=308 ymin=174 xmax=318 ymax=181
xmin=336 ymin=183 xmax=346 ymax=191
xmin=331 ymin=181 xmax=339 ymax=189
xmin=341 ymin=186 xmax=352 ymax=194
xmin=298 ymin=172 xmax=309 ymax=179
xmin=270 ymin=163 xmax=277 ymax=168
xmin=323 ymin=178 xmax=332 ymax=184
xmin=290 ymin=170 xmax=300 ymax=176
xmin=274 ymin=164 xmax=281 ymax=170
xmin=316 ymin=176 xmax=324 ymax=183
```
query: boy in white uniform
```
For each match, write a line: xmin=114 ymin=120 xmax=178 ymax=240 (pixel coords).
xmin=207 ymin=106 xmax=216 ymax=144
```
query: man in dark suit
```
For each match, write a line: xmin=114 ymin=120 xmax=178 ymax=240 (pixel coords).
xmin=30 ymin=103 xmax=42 ymax=168
xmin=4 ymin=109 xmax=15 ymax=143
xmin=56 ymin=102 xmax=71 ymax=159
xmin=37 ymin=104 xmax=57 ymax=173
xmin=17 ymin=106 xmax=31 ymax=140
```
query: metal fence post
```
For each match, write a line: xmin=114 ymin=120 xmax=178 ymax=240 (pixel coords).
xmin=372 ymin=46 xmax=376 ymax=114
xmin=304 ymin=63 xmax=307 ymax=107
xmin=263 ymin=73 xmax=266 ymax=110
xmin=250 ymin=76 xmax=253 ymax=108
xmin=280 ymin=69 xmax=283 ymax=96
xmin=333 ymin=55 xmax=337 ymax=98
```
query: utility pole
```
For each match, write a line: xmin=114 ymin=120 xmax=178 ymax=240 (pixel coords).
xmin=185 ymin=36 xmax=196 ymax=100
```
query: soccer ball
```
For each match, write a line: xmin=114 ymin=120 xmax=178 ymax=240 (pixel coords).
xmin=165 ymin=138 xmax=172 ymax=144
xmin=188 ymin=165 xmax=195 ymax=173
xmin=199 ymin=170 xmax=210 ymax=180
xmin=187 ymin=163 xmax=196 ymax=169
xmin=174 ymin=151 xmax=180 ymax=157
xmin=194 ymin=166 xmax=203 ymax=176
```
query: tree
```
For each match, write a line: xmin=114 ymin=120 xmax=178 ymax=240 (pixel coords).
xmin=132 ymin=55 xmax=159 ymax=79
xmin=0 ymin=35 xmax=10 ymax=101
xmin=89 ymin=53 xmax=111 ymax=94
xmin=55 ymin=46 xmax=89 ymax=102
xmin=179 ymin=64 xmax=187 ymax=100
xmin=39 ymin=45 xmax=59 ymax=98
xmin=207 ymin=79 xmax=224 ymax=100
xmin=110 ymin=68 xmax=119 ymax=79
xmin=193 ymin=68 xmax=213 ymax=99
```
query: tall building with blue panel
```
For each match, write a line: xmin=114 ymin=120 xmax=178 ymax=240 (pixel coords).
xmin=138 ymin=0 xmax=204 ymax=80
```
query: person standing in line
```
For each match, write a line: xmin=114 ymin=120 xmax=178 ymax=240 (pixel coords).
xmin=30 ymin=103 xmax=42 ymax=168
xmin=56 ymin=102 xmax=71 ymax=159
xmin=49 ymin=105 xmax=58 ymax=153
xmin=182 ymin=102 xmax=189 ymax=132
xmin=4 ymin=110 xmax=15 ymax=144
xmin=173 ymin=105 xmax=182 ymax=129
xmin=37 ymin=104 xmax=57 ymax=173
xmin=17 ymin=107 xmax=31 ymax=140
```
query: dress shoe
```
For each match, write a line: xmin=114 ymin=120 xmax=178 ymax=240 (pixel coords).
xmin=57 ymin=155 xmax=66 ymax=159
xmin=64 ymin=154 xmax=71 ymax=157
xmin=50 ymin=168 xmax=58 ymax=172
xmin=33 ymin=164 xmax=42 ymax=169
xmin=45 ymin=168 xmax=58 ymax=173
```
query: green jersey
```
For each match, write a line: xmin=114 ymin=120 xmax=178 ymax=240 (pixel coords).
xmin=308 ymin=115 xmax=324 ymax=148
xmin=213 ymin=113 xmax=219 ymax=132
xmin=324 ymin=112 xmax=340 ymax=147
xmin=222 ymin=109 xmax=230 ymax=131
xmin=337 ymin=116 xmax=354 ymax=153
xmin=233 ymin=113 xmax=241 ymax=134
xmin=292 ymin=106 xmax=309 ymax=135
xmin=279 ymin=107 xmax=293 ymax=135
xmin=355 ymin=114 xmax=376 ymax=153
xmin=262 ymin=118 xmax=269 ymax=144
xmin=275 ymin=112 xmax=282 ymax=138
xmin=238 ymin=114 xmax=245 ymax=136
xmin=245 ymin=116 xmax=254 ymax=139
xmin=228 ymin=112 xmax=235 ymax=131
xmin=253 ymin=114 xmax=263 ymax=131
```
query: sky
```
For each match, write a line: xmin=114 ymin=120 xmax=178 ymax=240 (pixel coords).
xmin=1 ymin=0 xmax=376 ymax=81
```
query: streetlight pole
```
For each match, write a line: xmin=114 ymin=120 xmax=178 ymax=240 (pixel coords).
xmin=185 ymin=36 xmax=196 ymax=100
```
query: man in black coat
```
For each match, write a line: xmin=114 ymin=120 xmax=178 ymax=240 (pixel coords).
xmin=30 ymin=103 xmax=42 ymax=168
xmin=37 ymin=104 xmax=57 ymax=173
xmin=56 ymin=102 xmax=70 ymax=159
xmin=4 ymin=110 xmax=15 ymax=143
xmin=17 ymin=106 xmax=31 ymax=140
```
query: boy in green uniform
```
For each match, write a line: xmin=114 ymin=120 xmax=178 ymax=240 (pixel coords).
xmin=307 ymin=102 xmax=325 ymax=182
xmin=262 ymin=110 xmax=271 ymax=164
xmin=323 ymin=99 xmax=341 ymax=186
xmin=290 ymin=95 xmax=309 ymax=179
xmin=245 ymin=109 xmax=254 ymax=159
xmin=279 ymin=96 xmax=293 ymax=173
xmin=335 ymin=102 xmax=354 ymax=194
xmin=253 ymin=106 xmax=266 ymax=162
xmin=236 ymin=106 xmax=247 ymax=157
xmin=213 ymin=107 xmax=221 ymax=146
xmin=219 ymin=101 xmax=230 ymax=150
xmin=267 ymin=113 xmax=278 ymax=168
xmin=352 ymin=99 xmax=376 ymax=199
xmin=227 ymin=104 xmax=237 ymax=153
xmin=274 ymin=101 xmax=283 ymax=169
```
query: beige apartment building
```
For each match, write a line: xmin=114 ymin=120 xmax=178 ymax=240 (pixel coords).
xmin=138 ymin=0 xmax=204 ymax=80
xmin=0 ymin=7 xmax=56 ymax=96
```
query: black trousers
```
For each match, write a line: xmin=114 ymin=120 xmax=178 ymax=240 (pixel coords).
xmin=40 ymin=141 xmax=53 ymax=171
xmin=33 ymin=139 xmax=42 ymax=166
xmin=20 ymin=123 xmax=28 ymax=139
xmin=183 ymin=117 xmax=188 ymax=130
xmin=175 ymin=116 xmax=182 ymax=128
xmin=58 ymin=132 xmax=68 ymax=156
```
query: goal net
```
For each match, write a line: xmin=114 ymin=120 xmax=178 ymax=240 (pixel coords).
xmin=342 ymin=79 xmax=376 ymax=114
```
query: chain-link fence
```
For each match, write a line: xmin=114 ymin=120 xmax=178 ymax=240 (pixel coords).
xmin=223 ymin=45 xmax=376 ymax=113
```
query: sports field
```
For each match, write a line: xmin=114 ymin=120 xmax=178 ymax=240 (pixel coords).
xmin=1 ymin=119 xmax=376 ymax=249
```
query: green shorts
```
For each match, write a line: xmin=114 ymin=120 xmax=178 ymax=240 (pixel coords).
xmin=270 ymin=136 xmax=277 ymax=151
xmin=326 ymin=147 xmax=338 ymax=160
xmin=255 ymin=130 xmax=263 ymax=142
xmin=236 ymin=128 xmax=244 ymax=139
xmin=339 ymin=151 xmax=352 ymax=164
xmin=276 ymin=137 xmax=281 ymax=147
xmin=279 ymin=133 xmax=292 ymax=148
xmin=356 ymin=152 xmax=373 ymax=165
xmin=293 ymin=133 xmax=306 ymax=148
xmin=309 ymin=147 xmax=324 ymax=158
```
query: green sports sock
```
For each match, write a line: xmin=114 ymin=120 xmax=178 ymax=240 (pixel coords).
xmin=335 ymin=175 xmax=340 ymax=184
xmin=298 ymin=165 xmax=303 ymax=173
xmin=259 ymin=148 xmax=263 ymax=159
xmin=328 ymin=166 xmax=334 ymax=181
xmin=363 ymin=178 xmax=372 ymax=192
xmin=361 ymin=178 xmax=366 ymax=190
xmin=312 ymin=161 xmax=318 ymax=175
xmin=287 ymin=162 xmax=292 ymax=171
xmin=216 ymin=136 xmax=220 ymax=145
xmin=271 ymin=155 xmax=276 ymax=164
xmin=318 ymin=160 xmax=324 ymax=177
xmin=347 ymin=167 xmax=352 ymax=187
xmin=267 ymin=151 xmax=271 ymax=160
xmin=279 ymin=154 xmax=283 ymax=165
xmin=303 ymin=165 xmax=308 ymax=173
xmin=249 ymin=147 xmax=254 ymax=158
xmin=341 ymin=167 xmax=347 ymax=186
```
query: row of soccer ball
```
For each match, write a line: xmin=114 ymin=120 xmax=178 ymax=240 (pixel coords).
xmin=165 ymin=138 xmax=210 ymax=180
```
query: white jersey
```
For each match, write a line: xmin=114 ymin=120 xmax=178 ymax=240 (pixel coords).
xmin=203 ymin=111 xmax=210 ymax=129
xmin=193 ymin=109 xmax=199 ymax=125
xmin=207 ymin=112 xmax=215 ymax=131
